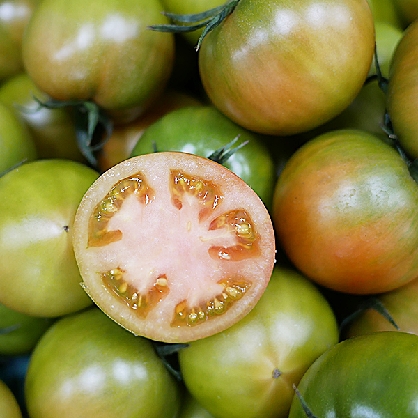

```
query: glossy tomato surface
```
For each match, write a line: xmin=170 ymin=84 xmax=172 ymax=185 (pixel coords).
xmin=387 ymin=18 xmax=418 ymax=159
xmin=130 ymin=105 xmax=276 ymax=209
xmin=273 ymin=129 xmax=418 ymax=294
xmin=22 ymin=0 xmax=175 ymax=123
xmin=0 ymin=160 xmax=98 ymax=317
xmin=178 ymin=266 xmax=339 ymax=418
xmin=72 ymin=152 xmax=276 ymax=343
xmin=25 ymin=307 xmax=182 ymax=418
xmin=0 ymin=101 xmax=37 ymax=175
xmin=0 ymin=72 xmax=84 ymax=161
xmin=198 ymin=0 xmax=375 ymax=135
xmin=0 ymin=0 xmax=39 ymax=81
xmin=288 ymin=332 xmax=418 ymax=417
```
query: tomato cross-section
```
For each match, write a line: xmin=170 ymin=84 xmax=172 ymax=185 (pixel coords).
xmin=72 ymin=152 xmax=276 ymax=343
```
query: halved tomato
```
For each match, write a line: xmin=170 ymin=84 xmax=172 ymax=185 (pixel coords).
xmin=72 ymin=152 xmax=276 ymax=343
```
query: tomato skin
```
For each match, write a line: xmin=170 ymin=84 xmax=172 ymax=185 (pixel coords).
xmin=25 ymin=307 xmax=181 ymax=418
xmin=393 ymin=0 xmax=418 ymax=26
xmin=387 ymin=19 xmax=418 ymax=159
xmin=0 ymin=72 xmax=85 ymax=162
xmin=98 ymin=90 xmax=201 ymax=171
xmin=0 ymin=303 xmax=52 ymax=355
xmin=0 ymin=0 xmax=39 ymax=81
xmin=272 ymin=129 xmax=418 ymax=294
xmin=0 ymin=379 xmax=22 ymax=418
xmin=22 ymin=0 xmax=175 ymax=123
xmin=199 ymin=0 xmax=375 ymax=135
xmin=0 ymin=159 xmax=98 ymax=317
xmin=0 ymin=101 xmax=37 ymax=174
xmin=130 ymin=105 xmax=277 ymax=209
xmin=288 ymin=332 xmax=418 ymax=417
xmin=178 ymin=266 xmax=339 ymax=418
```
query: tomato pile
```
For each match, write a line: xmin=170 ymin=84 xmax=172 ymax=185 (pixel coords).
xmin=2 ymin=0 xmax=418 ymax=417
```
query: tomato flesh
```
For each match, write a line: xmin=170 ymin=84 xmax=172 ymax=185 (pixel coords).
xmin=72 ymin=152 xmax=276 ymax=343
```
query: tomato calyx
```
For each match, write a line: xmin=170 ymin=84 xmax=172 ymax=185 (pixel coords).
xmin=149 ymin=0 xmax=239 ymax=50
xmin=30 ymin=97 xmax=113 ymax=168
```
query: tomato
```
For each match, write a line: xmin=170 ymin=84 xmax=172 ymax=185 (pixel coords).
xmin=98 ymin=89 xmax=201 ymax=172
xmin=21 ymin=0 xmax=175 ymax=124
xmin=387 ymin=19 xmax=418 ymax=160
xmin=272 ymin=129 xmax=418 ymax=295
xmin=0 ymin=379 xmax=22 ymax=418
xmin=177 ymin=266 xmax=339 ymax=418
xmin=0 ymin=72 xmax=85 ymax=162
xmin=0 ymin=0 xmax=39 ymax=82
xmin=25 ymin=307 xmax=181 ymax=418
xmin=130 ymin=104 xmax=277 ymax=209
xmin=0 ymin=159 xmax=98 ymax=317
xmin=345 ymin=275 xmax=418 ymax=337
xmin=288 ymin=332 xmax=418 ymax=417
xmin=198 ymin=0 xmax=375 ymax=136
xmin=0 ymin=101 xmax=36 ymax=175
xmin=72 ymin=152 xmax=276 ymax=343
xmin=0 ymin=303 xmax=52 ymax=356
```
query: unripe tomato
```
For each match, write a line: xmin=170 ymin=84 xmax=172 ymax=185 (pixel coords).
xmin=22 ymin=0 xmax=175 ymax=124
xmin=25 ymin=307 xmax=182 ymax=418
xmin=0 ymin=0 xmax=39 ymax=81
xmin=387 ymin=18 xmax=418 ymax=159
xmin=288 ymin=332 xmax=418 ymax=417
xmin=0 ymin=72 xmax=84 ymax=161
xmin=198 ymin=0 xmax=375 ymax=136
xmin=0 ymin=159 xmax=98 ymax=317
xmin=178 ymin=266 xmax=339 ymax=418
xmin=273 ymin=129 xmax=418 ymax=294
xmin=0 ymin=101 xmax=36 ymax=174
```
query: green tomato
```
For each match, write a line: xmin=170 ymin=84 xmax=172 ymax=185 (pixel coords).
xmin=25 ymin=307 xmax=182 ymax=418
xmin=178 ymin=391 xmax=216 ymax=418
xmin=288 ymin=332 xmax=418 ymax=417
xmin=0 ymin=101 xmax=36 ymax=175
xmin=0 ymin=159 xmax=98 ymax=317
xmin=367 ymin=0 xmax=403 ymax=27
xmin=0 ymin=303 xmax=53 ymax=356
xmin=0 ymin=379 xmax=22 ymax=418
xmin=0 ymin=72 xmax=85 ymax=162
xmin=178 ymin=266 xmax=339 ymax=418
xmin=130 ymin=105 xmax=276 ymax=209
xmin=387 ymin=18 xmax=418 ymax=159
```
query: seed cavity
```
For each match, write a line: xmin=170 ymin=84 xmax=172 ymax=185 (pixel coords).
xmin=170 ymin=170 xmax=223 ymax=220
xmin=208 ymin=209 xmax=260 ymax=261
xmin=88 ymin=172 xmax=154 ymax=247
xmin=171 ymin=277 xmax=251 ymax=327
xmin=101 ymin=267 xmax=169 ymax=317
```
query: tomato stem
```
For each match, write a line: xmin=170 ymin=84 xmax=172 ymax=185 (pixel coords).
xmin=149 ymin=0 xmax=240 ymax=50
xmin=293 ymin=385 xmax=318 ymax=418
xmin=30 ymin=97 xmax=113 ymax=169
